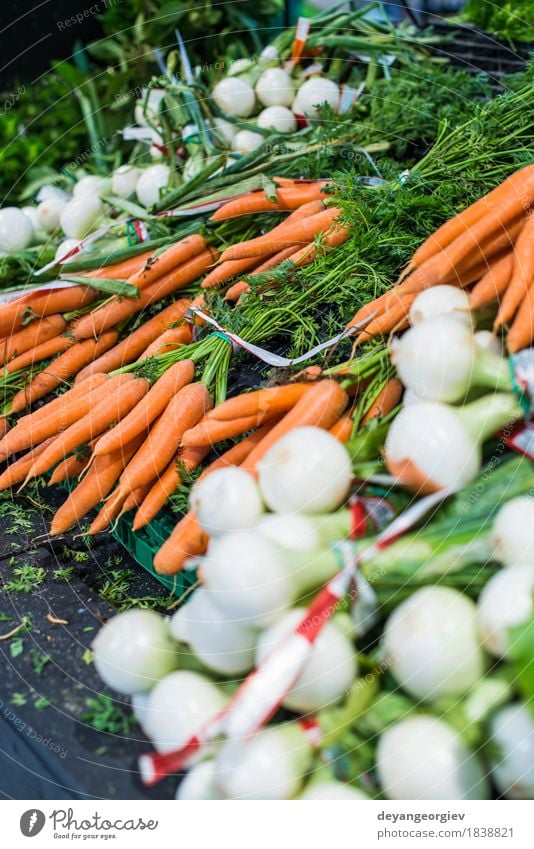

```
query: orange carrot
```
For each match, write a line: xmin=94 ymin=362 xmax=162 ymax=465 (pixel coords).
xmin=361 ymin=378 xmax=403 ymax=424
xmin=207 ymin=383 xmax=312 ymax=422
xmin=120 ymin=483 xmax=153 ymax=516
xmin=200 ymin=254 xmax=268 ymax=290
xmin=410 ymin=165 xmax=534 ymax=269
xmin=469 ymin=252 xmax=514 ymax=309
xmin=0 ymin=286 xmax=97 ymax=338
xmin=48 ymin=441 xmax=95 ymax=485
xmin=494 ymin=214 xmax=534 ymax=329
xmin=241 ymin=379 xmax=348 ymax=474
xmin=93 ymin=360 xmax=195 ymax=457
xmin=0 ymin=315 xmax=66 ymax=363
xmin=132 ymin=445 xmax=208 ymax=531
xmin=0 ymin=438 xmax=55 ymax=491
xmin=198 ymin=420 xmax=280 ymax=479
xmin=127 ymin=234 xmax=207 ymax=289
xmin=220 ymin=208 xmax=342 ymax=262
xmin=210 ymin=183 xmax=329 ymax=221
xmin=181 ymin=413 xmax=280 ymax=447
xmin=0 ymin=417 xmax=9 ymax=439
xmin=25 ymin=374 xmax=149 ymax=481
xmin=8 ymin=332 xmax=118 ymax=414
xmin=0 ymin=333 xmax=75 ymax=376
xmin=138 ymin=325 xmax=192 ymax=359
xmin=223 ymin=246 xmax=302 ymax=301
xmin=329 ymin=412 xmax=354 ymax=443
xmin=507 ymin=284 xmax=534 ymax=353
xmin=88 ymin=490 xmax=127 ymax=535
xmin=224 ymin=281 xmax=251 ymax=302
xmin=85 ymin=250 xmax=153 ymax=279
xmin=74 ymin=301 xmax=193 ymax=382
xmin=50 ymin=435 xmax=144 ymax=535
xmin=153 ymin=511 xmax=208 ymax=574
xmin=115 ymin=383 xmax=212 ymax=498
xmin=289 ymin=224 xmax=350 ymax=267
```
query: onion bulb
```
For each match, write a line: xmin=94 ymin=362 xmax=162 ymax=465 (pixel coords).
xmin=111 ymin=165 xmax=141 ymax=198
xmin=255 ymin=607 xmax=356 ymax=712
xmin=134 ymin=87 xmax=165 ymax=127
xmin=409 ymin=285 xmax=472 ymax=327
xmin=73 ymin=175 xmax=110 ymax=198
xmin=212 ymin=116 xmax=236 ymax=146
xmin=477 ymin=565 xmax=534 ymax=657
xmin=260 ymin=45 xmax=279 ymax=63
xmin=382 ymin=586 xmax=484 ymax=701
xmin=92 ymin=610 xmax=179 ymax=695
xmin=176 ymin=759 xmax=222 ymax=800
xmin=60 ymin=195 xmax=104 ymax=239
xmin=298 ymin=780 xmax=368 ymax=800
xmin=0 ymin=207 xmax=34 ymax=252
xmin=390 ymin=315 xmax=511 ymax=402
xmin=491 ymin=496 xmax=534 ymax=567
xmin=475 ymin=330 xmax=502 ymax=355
xmin=293 ymin=78 xmax=339 ymax=118
xmin=258 ymin=426 xmax=352 ymax=514
xmin=215 ymin=723 xmax=313 ymax=799
xmin=144 ymin=670 xmax=225 ymax=754
xmin=231 ymin=130 xmax=263 ymax=154
xmin=190 ymin=467 xmax=263 ymax=536
xmin=131 ymin=692 xmax=153 ymax=734
xmin=136 ymin=164 xmax=170 ymax=208
xmin=227 ymin=58 xmax=255 ymax=79
xmin=37 ymin=198 xmax=67 ymax=233
xmin=212 ymin=77 xmax=255 ymax=118
xmin=255 ymin=68 xmax=295 ymax=107
xmin=489 ymin=702 xmax=534 ymax=799
xmin=173 ymin=588 xmax=257 ymax=675
xmin=385 ymin=394 xmax=522 ymax=493
xmin=21 ymin=206 xmax=43 ymax=241
xmin=376 ymin=715 xmax=489 ymax=799
xmin=257 ymin=105 xmax=297 ymax=134
xmin=54 ymin=239 xmax=78 ymax=263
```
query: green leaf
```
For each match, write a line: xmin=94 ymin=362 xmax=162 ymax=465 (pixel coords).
xmin=261 ymin=174 xmax=278 ymax=203
xmin=60 ymin=276 xmax=140 ymax=299
xmin=508 ymin=616 xmax=534 ymax=703
xmin=9 ymin=637 xmax=24 ymax=658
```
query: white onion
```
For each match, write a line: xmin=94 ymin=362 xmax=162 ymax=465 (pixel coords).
xmin=21 ymin=206 xmax=43 ymax=241
xmin=231 ymin=130 xmax=263 ymax=154
xmin=489 ymin=702 xmax=534 ymax=799
xmin=258 ymin=426 xmax=352 ymax=514
xmin=409 ymin=285 xmax=472 ymax=327
xmin=298 ymin=780 xmax=368 ymax=800
xmin=36 ymin=185 xmax=70 ymax=204
xmin=215 ymin=724 xmax=313 ymax=799
xmin=190 ymin=467 xmax=263 ymax=536
xmin=144 ymin=670 xmax=225 ymax=753
xmin=73 ymin=175 xmax=110 ymax=198
xmin=477 ymin=566 xmax=534 ymax=657
xmin=255 ymin=607 xmax=356 ymax=712
xmin=212 ymin=116 xmax=236 ymax=146
xmin=376 ymin=715 xmax=489 ymax=799
xmin=491 ymin=496 xmax=534 ymax=567
xmin=475 ymin=330 xmax=503 ymax=355
xmin=255 ymin=68 xmax=295 ymax=108
xmin=92 ymin=610 xmax=179 ymax=695
xmin=134 ymin=87 xmax=165 ymax=127
xmin=402 ymin=388 xmax=423 ymax=407
xmin=37 ymin=198 xmax=67 ymax=233
xmin=212 ymin=77 xmax=255 ymax=117
xmin=257 ymin=105 xmax=297 ymax=134
xmin=111 ymin=165 xmax=141 ymax=198
xmin=131 ymin=692 xmax=153 ymax=733
xmin=260 ymin=45 xmax=279 ymax=63
xmin=174 ymin=588 xmax=257 ymax=675
xmin=136 ymin=164 xmax=170 ymax=208
xmin=227 ymin=58 xmax=255 ymax=78
xmin=60 ymin=195 xmax=104 ymax=239
xmin=0 ymin=207 xmax=34 ymax=252
xmin=54 ymin=239 xmax=78 ymax=263
xmin=390 ymin=315 xmax=510 ymax=403
xmin=257 ymin=513 xmax=319 ymax=551
xmin=293 ymin=78 xmax=339 ymax=118
xmin=176 ymin=759 xmax=222 ymax=800
xmin=382 ymin=586 xmax=484 ymax=701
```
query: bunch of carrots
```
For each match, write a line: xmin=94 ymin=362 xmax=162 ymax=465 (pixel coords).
xmin=347 ymin=164 xmax=534 ymax=353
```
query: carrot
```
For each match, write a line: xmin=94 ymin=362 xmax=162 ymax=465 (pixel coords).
xmin=138 ymin=325 xmax=192 ymax=359
xmin=494 ymin=214 xmax=534 ymax=329
xmin=410 ymin=165 xmax=534 ymax=269
xmin=0 ymin=315 xmax=67 ymax=363
xmin=93 ymin=360 xmax=195 ymax=457
xmin=0 ymin=417 xmax=9 ymax=439
xmin=0 ymin=333 xmax=75 ymax=376
xmin=48 ymin=441 xmax=95 ymax=485
xmin=241 ymin=379 xmax=348 ymax=474
xmin=8 ymin=332 xmax=118 ymax=414
xmin=132 ymin=445 xmax=208 ymax=531
xmin=329 ymin=412 xmax=354 ymax=443
xmin=361 ymin=378 xmax=403 ymax=424
xmin=121 ymin=483 xmax=153 ymax=516
xmin=207 ymin=383 xmax=312 ymax=422
xmin=353 ymin=294 xmax=415 ymax=345
xmin=127 ymin=234 xmax=207 ymax=289
xmin=71 ymin=249 xmax=215 ymax=339
xmin=210 ymin=183 xmax=329 ymax=221
xmin=200 ymin=254 xmax=268 ymax=290
xmin=507 ymin=284 xmax=534 ymax=353
xmin=0 ymin=286 xmax=97 ymax=338
xmin=224 ymin=281 xmax=251 ymax=302
xmin=220 ymin=208 xmax=342 ymax=262
xmin=153 ymin=511 xmax=209 ymax=575
xmin=469 ymin=252 xmax=514 ymax=309
xmin=289 ymin=224 xmax=350 ymax=267
xmin=181 ymin=412 xmax=279 ymax=447
xmin=199 ymin=420 xmax=280 ymax=479
xmin=24 ymin=374 xmax=149 ymax=481
xmin=115 ymin=383 xmax=212 ymax=498
xmin=85 ymin=249 xmax=154 ymax=279
xmin=223 ymin=246 xmax=302 ymax=301
xmin=88 ymin=489 xmax=126 ymax=535
xmin=50 ymin=435 xmax=144 ymax=536
xmin=0 ymin=373 xmax=109 ymax=460
xmin=0 ymin=438 xmax=55 ymax=491
xmin=74 ymin=301 xmax=193 ymax=382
